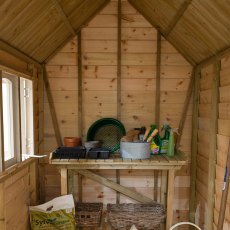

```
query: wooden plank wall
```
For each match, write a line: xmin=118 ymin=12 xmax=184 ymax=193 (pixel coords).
xmin=0 ymin=159 xmax=37 ymax=230
xmin=195 ymin=55 xmax=230 ymax=230
xmin=213 ymin=55 xmax=230 ymax=230
xmin=195 ymin=64 xmax=213 ymax=229
xmin=44 ymin=0 xmax=193 ymax=225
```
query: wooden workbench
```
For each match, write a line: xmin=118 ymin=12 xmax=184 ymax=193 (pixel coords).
xmin=50 ymin=153 xmax=187 ymax=229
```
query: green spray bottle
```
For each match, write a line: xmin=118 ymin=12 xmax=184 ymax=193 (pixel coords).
xmin=160 ymin=124 xmax=171 ymax=154
xmin=167 ymin=129 xmax=175 ymax=157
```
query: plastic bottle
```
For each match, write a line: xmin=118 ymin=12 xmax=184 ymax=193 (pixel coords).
xmin=167 ymin=129 xmax=175 ymax=157
xmin=138 ymin=126 xmax=146 ymax=141
xmin=160 ymin=124 xmax=170 ymax=154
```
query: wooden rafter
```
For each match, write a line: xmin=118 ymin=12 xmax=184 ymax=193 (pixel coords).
xmin=52 ymin=0 xmax=75 ymax=36
xmin=164 ymin=0 xmax=193 ymax=37
xmin=0 ymin=40 xmax=41 ymax=68
xmin=196 ymin=45 xmax=230 ymax=70
xmin=44 ymin=0 xmax=110 ymax=63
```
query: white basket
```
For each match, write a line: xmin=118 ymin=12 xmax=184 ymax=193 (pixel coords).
xmin=169 ymin=222 xmax=201 ymax=230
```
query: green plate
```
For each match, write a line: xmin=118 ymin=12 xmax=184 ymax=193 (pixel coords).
xmin=87 ymin=118 xmax=126 ymax=153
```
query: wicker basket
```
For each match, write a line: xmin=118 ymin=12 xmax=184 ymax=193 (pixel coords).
xmin=107 ymin=203 xmax=165 ymax=230
xmin=75 ymin=203 xmax=103 ymax=227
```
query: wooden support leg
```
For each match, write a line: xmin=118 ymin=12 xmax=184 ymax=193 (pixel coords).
xmin=68 ymin=170 xmax=74 ymax=195
xmin=78 ymin=174 xmax=82 ymax=202
xmin=161 ymin=170 xmax=167 ymax=205
xmin=166 ymin=169 xmax=175 ymax=229
xmin=0 ymin=182 xmax=5 ymax=230
xmin=116 ymin=169 xmax=120 ymax=204
xmin=154 ymin=170 xmax=158 ymax=201
xmin=60 ymin=168 xmax=68 ymax=195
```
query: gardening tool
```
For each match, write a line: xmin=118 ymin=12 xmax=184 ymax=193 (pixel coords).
xmin=143 ymin=126 xmax=151 ymax=142
xmin=146 ymin=129 xmax=158 ymax=142
xmin=217 ymin=139 xmax=230 ymax=230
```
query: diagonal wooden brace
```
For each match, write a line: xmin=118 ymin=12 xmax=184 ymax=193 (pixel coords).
xmin=76 ymin=169 xmax=153 ymax=203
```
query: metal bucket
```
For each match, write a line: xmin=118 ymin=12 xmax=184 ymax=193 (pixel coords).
xmin=120 ymin=141 xmax=150 ymax=159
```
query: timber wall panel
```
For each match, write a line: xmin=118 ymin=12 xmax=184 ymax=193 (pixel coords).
xmin=0 ymin=159 xmax=37 ymax=230
xmin=44 ymin=0 xmax=192 ymax=225
xmin=195 ymin=54 xmax=230 ymax=230
xmin=195 ymin=64 xmax=214 ymax=229
xmin=213 ymin=54 xmax=230 ymax=229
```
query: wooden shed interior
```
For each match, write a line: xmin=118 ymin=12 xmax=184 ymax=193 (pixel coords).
xmin=0 ymin=0 xmax=230 ymax=229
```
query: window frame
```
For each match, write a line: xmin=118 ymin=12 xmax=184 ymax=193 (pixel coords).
xmin=0 ymin=70 xmax=35 ymax=170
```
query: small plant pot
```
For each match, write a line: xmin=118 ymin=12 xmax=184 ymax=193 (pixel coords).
xmin=64 ymin=137 xmax=81 ymax=147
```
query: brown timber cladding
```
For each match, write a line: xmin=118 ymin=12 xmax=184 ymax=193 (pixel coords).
xmin=44 ymin=0 xmax=192 ymax=225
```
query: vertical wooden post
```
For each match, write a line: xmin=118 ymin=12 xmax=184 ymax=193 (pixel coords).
xmin=43 ymin=65 xmax=62 ymax=146
xmin=116 ymin=0 xmax=122 ymax=204
xmin=0 ymin=71 xmax=4 ymax=172
xmin=29 ymin=160 xmax=37 ymax=205
xmin=155 ymin=30 xmax=161 ymax=127
xmin=206 ymin=61 xmax=220 ymax=229
xmin=117 ymin=0 xmax=122 ymax=120
xmin=60 ymin=168 xmax=68 ymax=195
xmin=77 ymin=32 xmax=83 ymax=138
xmin=32 ymin=65 xmax=38 ymax=154
xmin=189 ymin=67 xmax=200 ymax=222
xmin=175 ymin=69 xmax=195 ymax=150
xmin=0 ymin=182 xmax=5 ymax=230
xmin=166 ymin=169 xmax=175 ymax=229
xmin=155 ymin=30 xmax=161 ymax=202
xmin=38 ymin=69 xmax=45 ymax=202
xmin=38 ymin=68 xmax=44 ymax=154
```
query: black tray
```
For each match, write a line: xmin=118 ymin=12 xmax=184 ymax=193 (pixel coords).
xmin=87 ymin=148 xmax=110 ymax=159
xmin=53 ymin=146 xmax=86 ymax=159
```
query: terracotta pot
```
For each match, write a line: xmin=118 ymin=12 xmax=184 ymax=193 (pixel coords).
xmin=64 ymin=137 xmax=81 ymax=147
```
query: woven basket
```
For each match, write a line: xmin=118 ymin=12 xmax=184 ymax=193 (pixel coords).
xmin=107 ymin=203 xmax=165 ymax=230
xmin=75 ymin=203 xmax=103 ymax=227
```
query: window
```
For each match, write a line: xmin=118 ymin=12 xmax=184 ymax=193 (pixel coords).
xmin=2 ymin=78 xmax=14 ymax=161
xmin=20 ymin=78 xmax=34 ymax=159
xmin=1 ymin=72 xmax=34 ymax=168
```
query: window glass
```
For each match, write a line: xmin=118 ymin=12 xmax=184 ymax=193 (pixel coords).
xmin=1 ymin=72 xmax=34 ymax=168
xmin=2 ymin=78 xmax=14 ymax=161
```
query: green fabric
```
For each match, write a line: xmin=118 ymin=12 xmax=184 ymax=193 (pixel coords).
xmin=30 ymin=208 xmax=75 ymax=230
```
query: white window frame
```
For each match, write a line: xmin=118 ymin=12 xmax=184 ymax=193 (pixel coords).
xmin=1 ymin=71 xmax=35 ymax=169
xmin=20 ymin=78 xmax=34 ymax=159
xmin=2 ymin=78 xmax=16 ymax=167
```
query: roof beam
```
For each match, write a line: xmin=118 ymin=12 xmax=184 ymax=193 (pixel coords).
xmin=196 ymin=45 xmax=230 ymax=70
xmin=164 ymin=0 xmax=193 ymax=37
xmin=0 ymin=39 xmax=42 ymax=69
xmin=44 ymin=0 xmax=110 ymax=63
xmin=52 ymin=0 xmax=75 ymax=36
